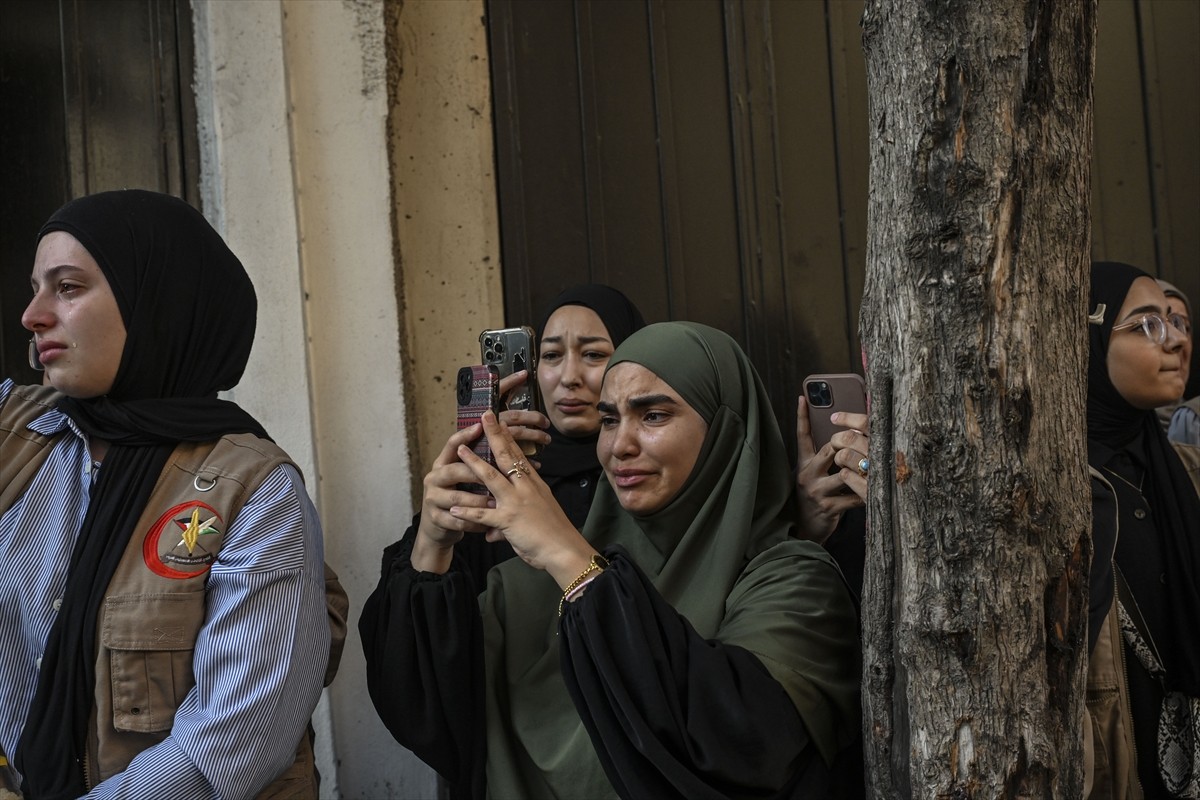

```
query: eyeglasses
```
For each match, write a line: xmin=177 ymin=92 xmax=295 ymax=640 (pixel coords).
xmin=1111 ymin=312 xmax=1191 ymax=344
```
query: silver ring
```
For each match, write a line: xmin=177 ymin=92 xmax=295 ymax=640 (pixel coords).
xmin=194 ymin=475 xmax=217 ymax=492
xmin=856 ymin=457 xmax=869 ymax=477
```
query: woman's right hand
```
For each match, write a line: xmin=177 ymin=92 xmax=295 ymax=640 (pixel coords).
xmin=412 ymin=370 xmax=553 ymax=574
xmin=412 ymin=424 xmax=497 ymax=573
xmin=449 ymin=411 xmax=596 ymax=589
xmin=497 ymin=370 xmax=551 ymax=459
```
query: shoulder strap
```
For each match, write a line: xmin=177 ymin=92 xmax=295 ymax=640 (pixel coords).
xmin=1114 ymin=565 xmax=1167 ymax=684
xmin=0 ymin=385 xmax=66 ymax=514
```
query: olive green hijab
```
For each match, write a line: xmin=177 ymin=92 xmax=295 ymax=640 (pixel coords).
xmin=481 ymin=322 xmax=861 ymax=799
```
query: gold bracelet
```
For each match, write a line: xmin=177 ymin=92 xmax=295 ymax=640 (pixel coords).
xmin=558 ymin=553 xmax=609 ymax=617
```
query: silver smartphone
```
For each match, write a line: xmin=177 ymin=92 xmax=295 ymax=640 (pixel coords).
xmin=479 ymin=326 xmax=540 ymax=414
xmin=480 ymin=326 xmax=542 ymax=457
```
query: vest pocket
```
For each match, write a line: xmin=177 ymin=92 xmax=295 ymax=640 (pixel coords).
xmin=1087 ymin=686 xmax=1122 ymax=799
xmin=102 ymin=591 xmax=204 ymax=733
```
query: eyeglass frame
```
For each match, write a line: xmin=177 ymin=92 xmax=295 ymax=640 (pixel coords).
xmin=1110 ymin=312 xmax=1191 ymax=344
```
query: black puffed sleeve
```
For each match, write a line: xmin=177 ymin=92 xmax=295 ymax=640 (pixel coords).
xmin=359 ymin=525 xmax=486 ymax=800
xmin=558 ymin=547 xmax=833 ymax=799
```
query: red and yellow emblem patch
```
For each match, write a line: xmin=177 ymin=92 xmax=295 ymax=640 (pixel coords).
xmin=144 ymin=500 xmax=223 ymax=579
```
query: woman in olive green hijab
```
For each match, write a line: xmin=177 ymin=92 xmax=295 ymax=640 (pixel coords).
xmin=362 ymin=322 xmax=861 ymax=799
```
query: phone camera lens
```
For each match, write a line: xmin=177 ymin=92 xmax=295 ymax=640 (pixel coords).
xmin=807 ymin=381 xmax=833 ymax=407
xmin=485 ymin=348 xmax=495 ymax=362
xmin=494 ymin=341 xmax=504 ymax=354
xmin=456 ymin=368 xmax=472 ymax=405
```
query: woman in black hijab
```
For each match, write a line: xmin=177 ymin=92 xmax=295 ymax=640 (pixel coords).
xmin=1085 ymin=261 xmax=1200 ymax=799
xmin=453 ymin=284 xmax=645 ymax=578
xmin=525 ymin=284 xmax=645 ymax=523
xmin=1 ymin=190 xmax=331 ymax=798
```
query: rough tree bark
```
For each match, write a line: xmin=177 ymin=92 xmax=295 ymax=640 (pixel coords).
xmin=859 ymin=1 xmax=1097 ymax=797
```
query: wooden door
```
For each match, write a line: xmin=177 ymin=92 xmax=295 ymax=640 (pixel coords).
xmin=488 ymin=0 xmax=1200 ymax=432
xmin=489 ymin=0 xmax=869 ymax=442
xmin=0 ymin=0 xmax=199 ymax=386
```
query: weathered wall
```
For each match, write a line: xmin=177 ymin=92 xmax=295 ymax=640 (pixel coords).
xmin=387 ymin=0 xmax=504 ymax=491
xmin=280 ymin=0 xmax=422 ymax=796
xmin=192 ymin=0 xmax=348 ymax=787
xmin=191 ymin=0 xmax=497 ymax=794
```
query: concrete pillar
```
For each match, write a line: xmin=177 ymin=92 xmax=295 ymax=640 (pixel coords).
xmin=191 ymin=0 xmax=499 ymax=795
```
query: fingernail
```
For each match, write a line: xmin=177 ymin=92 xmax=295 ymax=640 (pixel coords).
xmin=831 ymin=412 xmax=841 ymax=423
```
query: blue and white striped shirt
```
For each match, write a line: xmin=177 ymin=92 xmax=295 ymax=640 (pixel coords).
xmin=0 ymin=379 xmax=330 ymax=799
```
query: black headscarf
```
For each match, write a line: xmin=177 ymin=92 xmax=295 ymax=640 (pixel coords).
xmin=17 ymin=190 xmax=269 ymax=797
xmin=1087 ymin=260 xmax=1200 ymax=696
xmin=533 ymin=284 xmax=645 ymax=480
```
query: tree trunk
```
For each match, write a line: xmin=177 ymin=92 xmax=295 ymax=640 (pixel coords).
xmin=859 ymin=1 xmax=1097 ymax=797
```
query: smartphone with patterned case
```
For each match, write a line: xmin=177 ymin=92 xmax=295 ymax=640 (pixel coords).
xmin=456 ymin=364 xmax=500 ymax=494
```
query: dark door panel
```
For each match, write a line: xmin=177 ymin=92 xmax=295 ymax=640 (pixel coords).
xmin=488 ymin=0 xmax=1200 ymax=434
xmin=0 ymin=0 xmax=198 ymax=386
xmin=1 ymin=0 xmax=73 ymax=387
xmin=489 ymin=0 xmax=858 ymax=440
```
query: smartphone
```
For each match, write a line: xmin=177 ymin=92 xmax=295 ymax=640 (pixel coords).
xmin=803 ymin=373 xmax=867 ymax=451
xmin=479 ymin=326 xmax=540 ymax=413
xmin=456 ymin=364 xmax=500 ymax=494
xmin=480 ymin=325 xmax=541 ymax=457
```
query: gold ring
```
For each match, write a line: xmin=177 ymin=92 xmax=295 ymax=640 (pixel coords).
xmin=510 ymin=460 xmax=530 ymax=476
xmin=505 ymin=467 xmax=523 ymax=478
xmin=857 ymin=457 xmax=870 ymax=477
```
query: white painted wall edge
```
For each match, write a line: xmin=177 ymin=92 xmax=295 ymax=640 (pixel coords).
xmin=190 ymin=0 xmax=338 ymax=791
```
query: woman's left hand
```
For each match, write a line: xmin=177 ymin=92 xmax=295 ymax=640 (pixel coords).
xmin=497 ymin=370 xmax=552 ymax=459
xmin=450 ymin=411 xmax=598 ymax=589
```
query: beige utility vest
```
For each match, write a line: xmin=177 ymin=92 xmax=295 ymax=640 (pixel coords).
xmin=0 ymin=385 xmax=320 ymax=797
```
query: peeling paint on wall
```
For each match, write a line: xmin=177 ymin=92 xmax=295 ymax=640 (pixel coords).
xmin=343 ymin=0 xmax=387 ymax=97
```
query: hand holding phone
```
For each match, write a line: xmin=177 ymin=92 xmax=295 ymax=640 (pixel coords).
xmin=795 ymin=373 xmax=868 ymax=543
xmin=481 ymin=326 xmax=545 ymax=457
xmin=802 ymin=373 xmax=867 ymax=451
xmin=480 ymin=326 xmax=540 ymax=413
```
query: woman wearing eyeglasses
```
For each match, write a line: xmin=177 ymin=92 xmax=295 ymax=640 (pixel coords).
xmin=1084 ymin=261 xmax=1200 ymax=799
